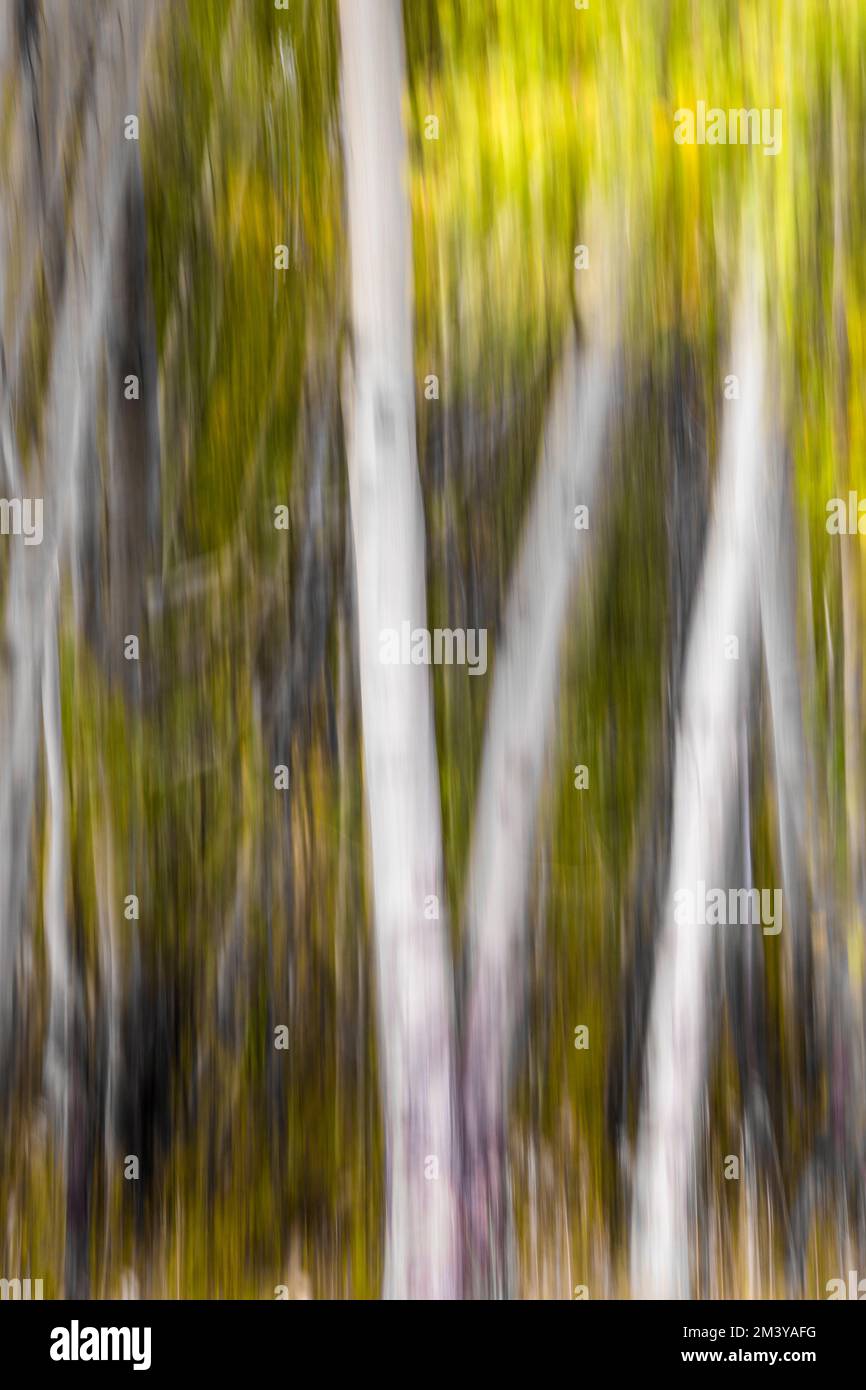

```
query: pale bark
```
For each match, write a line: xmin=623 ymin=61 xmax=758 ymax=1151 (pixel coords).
xmin=41 ymin=596 xmax=72 ymax=1115
xmin=3 ymin=4 xmax=107 ymax=413
xmin=42 ymin=600 xmax=89 ymax=1296
xmin=461 ymin=259 xmax=624 ymax=1292
xmin=339 ymin=0 xmax=460 ymax=1297
xmin=0 ymin=0 xmax=153 ymax=1087
xmin=631 ymin=241 xmax=771 ymax=1297
xmin=758 ymin=445 xmax=814 ymax=1027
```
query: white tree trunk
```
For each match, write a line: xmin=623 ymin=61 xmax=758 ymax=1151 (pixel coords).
xmin=42 ymin=597 xmax=73 ymax=1119
xmin=461 ymin=290 xmax=622 ymax=1291
xmin=630 ymin=242 xmax=770 ymax=1297
xmin=758 ymin=446 xmax=813 ymax=1003
xmin=0 ymin=0 xmax=152 ymax=1086
xmin=339 ymin=0 xmax=461 ymax=1298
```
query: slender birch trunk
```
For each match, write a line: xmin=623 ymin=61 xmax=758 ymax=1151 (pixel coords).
xmin=0 ymin=2 xmax=152 ymax=1253
xmin=461 ymin=232 xmax=624 ymax=1292
xmin=339 ymin=0 xmax=461 ymax=1298
xmin=631 ymin=238 xmax=770 ymax=1297
xmin=758 ymin=442 xmax=815 ymax=1058
xmin=42 ymin=603 xmax=90 ymax=1295
xmin=42 ymin=599 xmax=72 ymax=1122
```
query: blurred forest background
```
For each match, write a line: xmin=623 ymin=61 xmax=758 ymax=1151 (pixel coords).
xmin=1 ymin=0 xmax=866 ymax=1299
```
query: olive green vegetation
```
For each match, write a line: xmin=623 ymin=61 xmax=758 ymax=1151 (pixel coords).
xmin=4 ymin=0 xmax=866 ymax=1296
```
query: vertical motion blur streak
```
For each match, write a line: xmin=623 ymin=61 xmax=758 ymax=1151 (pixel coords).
xmin=0 ymin=0 xmax=864 ymax=1302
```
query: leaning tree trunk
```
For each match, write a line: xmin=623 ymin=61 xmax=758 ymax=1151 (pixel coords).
xmin=758 ymin=439 xmax=817 ymax=1098
xmin=461 ymin=218 xmax=625 ymax=1294
xmin=339 ymin=0 xmax=461 ymax=1298
xmin=630 ymin=235 xmax=771 ymax=1297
